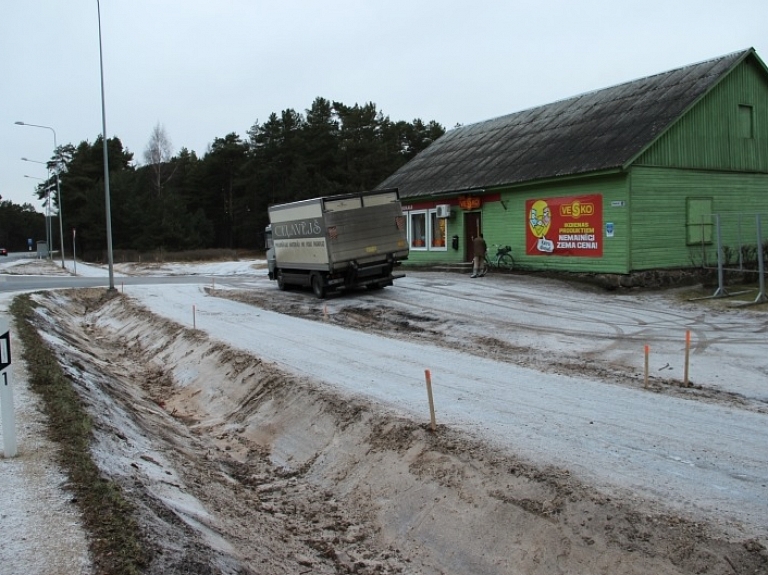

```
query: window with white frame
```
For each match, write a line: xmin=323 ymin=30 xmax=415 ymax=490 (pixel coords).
xmin=409 ymin=211 xmax=427 ymax=249
xmin=406 ymin=209 xmax=448 ymax=250
xmin=430 ymin=211 xmax=447 ymax=250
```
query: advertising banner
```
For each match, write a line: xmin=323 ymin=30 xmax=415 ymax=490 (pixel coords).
xmin=526 ymin=194 xmax=603 ymax=257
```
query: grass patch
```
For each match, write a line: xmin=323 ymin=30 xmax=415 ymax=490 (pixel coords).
xmin=10 ymin=294 xmax=150 ymax=575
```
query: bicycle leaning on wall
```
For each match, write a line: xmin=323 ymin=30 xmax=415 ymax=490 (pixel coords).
xmin=482 ymin=244 xmax=515 ymax=274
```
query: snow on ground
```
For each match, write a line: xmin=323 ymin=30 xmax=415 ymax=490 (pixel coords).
xmin=111 ymin=259 xmax=267 ymax=277
xmin=0 ymin=255 xmax=259 ymax=573
xmin=120 ymin=279 xmax=768 ymax=540
xmin=0 ymin=288 xmax=92 ymax=574
xmin=2 ymin=254 xmax=768 ymax=572
xmin=0 ymin=254 xmax=264 ymax=278
xmin=27 ymin=253 xmax=768 ymax=536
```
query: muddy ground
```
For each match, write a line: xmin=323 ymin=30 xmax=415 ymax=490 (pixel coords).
xmin=25 ymin=286 xmax=768 ymax=575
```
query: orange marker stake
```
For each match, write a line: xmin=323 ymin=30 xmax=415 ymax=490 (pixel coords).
xmin=683 ymin=330 xmax=691 ymax=387
xmin=644 ymin=345 xmax=650 ymax=388
xmin=424 ymin=369 xmax=437 ymax=432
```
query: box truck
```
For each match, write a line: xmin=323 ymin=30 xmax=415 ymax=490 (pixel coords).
xmin=266 ymin=188 xmax=409 ymax=298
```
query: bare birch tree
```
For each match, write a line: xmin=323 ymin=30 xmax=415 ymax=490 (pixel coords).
xmin=143 ymin=123 xmax=176 ymax=196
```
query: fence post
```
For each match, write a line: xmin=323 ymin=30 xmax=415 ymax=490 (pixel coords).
xmin=644 ymin=345 xmax=650 ymax=389
xmin=755 ymin=214 xmax=767 ymax=304
xmin=713 ymin=214 xmax=728 ymax=297
xmin=683 ymin=330 xmax=691 ymax=388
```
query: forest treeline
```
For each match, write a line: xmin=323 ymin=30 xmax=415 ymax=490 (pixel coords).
xmin=2 ymin=97 xmax=444 ymax=258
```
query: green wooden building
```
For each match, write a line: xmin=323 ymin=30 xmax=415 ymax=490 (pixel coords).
xmin=377 ymin=48 xmax=768 ymax=276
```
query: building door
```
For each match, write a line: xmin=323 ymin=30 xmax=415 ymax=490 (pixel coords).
xmin=464 ymin=212 xmax=482 ymax=262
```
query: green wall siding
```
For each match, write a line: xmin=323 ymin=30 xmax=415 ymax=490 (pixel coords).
xmin=636 ymin=57 xmax=768 ymax=172
xmin=476 ymin=199 xmax=511 ymax=256
xmin=629 ymin=167 xmax=768 ymax=270
xmin=490 ymin=174 xmax=631 ymax=273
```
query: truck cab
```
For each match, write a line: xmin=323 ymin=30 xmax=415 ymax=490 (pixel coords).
xmin=265 ymin=224 xmax=276 ymax=280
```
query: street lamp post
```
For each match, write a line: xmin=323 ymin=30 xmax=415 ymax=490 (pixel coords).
xmin=15 ymin=122 xmax=66 ymax=269
xmin=97 ymin=0 xmax=115 ymax=291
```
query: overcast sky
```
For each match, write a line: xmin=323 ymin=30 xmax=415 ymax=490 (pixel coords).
xmin=3 ymin=1 xmax=767 ymax=212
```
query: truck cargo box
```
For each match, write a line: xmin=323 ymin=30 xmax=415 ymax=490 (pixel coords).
xmin=266 ymin=189 xmax=409 ymax=297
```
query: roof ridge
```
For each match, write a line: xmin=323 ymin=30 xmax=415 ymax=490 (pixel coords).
xmin=464 ymin=48 xmax=752 ymax=129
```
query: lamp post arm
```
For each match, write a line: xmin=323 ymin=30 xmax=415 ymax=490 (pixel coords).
xmin=15 ymin=122 xmax=66 ymax=269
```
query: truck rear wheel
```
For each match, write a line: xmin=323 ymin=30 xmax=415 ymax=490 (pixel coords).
xmin=311 ymin=273 xmax=326 ymax=299
xmin=276 ymin=269 xmax=287 ymax=290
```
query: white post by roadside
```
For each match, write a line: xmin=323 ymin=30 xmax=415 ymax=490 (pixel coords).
xmin=0 ymin=318 xmax=17 ymax=457
xmin=72 ymin=228 xmax=77 ymax=275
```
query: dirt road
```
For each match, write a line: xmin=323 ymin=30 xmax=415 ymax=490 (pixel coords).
xmin=17 ymin=270 xmax=768 ymax=574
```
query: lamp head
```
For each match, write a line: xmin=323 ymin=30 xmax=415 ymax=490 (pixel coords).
xmin=14 ymin=121 xmax=25 ymax=125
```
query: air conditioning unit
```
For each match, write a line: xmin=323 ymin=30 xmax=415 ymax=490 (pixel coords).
xmin=435 ymin=204 xmax=451 ymax=218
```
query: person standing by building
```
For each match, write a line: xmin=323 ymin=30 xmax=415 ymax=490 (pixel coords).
xmin=471 ymin=233 xmax=487 ymax=278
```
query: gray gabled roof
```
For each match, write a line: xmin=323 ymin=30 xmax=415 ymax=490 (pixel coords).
xmin=379 ymin=49 xmax=756 ymax=199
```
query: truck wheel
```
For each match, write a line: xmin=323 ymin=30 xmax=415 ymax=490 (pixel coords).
xmin=311 ymin=273 xmax=326 ymax=299
xmin=276 ymin=269 xmax=287 ymax=291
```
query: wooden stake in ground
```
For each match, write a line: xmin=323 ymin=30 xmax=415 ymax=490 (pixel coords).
xmin=424 ymin=369 xmax=437 ymax=432
xmin=683 ymin=330 xmax=691 ymax=387
xmin=644 ymin=345 xmax=650 ymax=388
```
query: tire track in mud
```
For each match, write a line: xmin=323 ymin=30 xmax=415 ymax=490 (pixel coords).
xmin=392 ymin=274 xmax=768 ymax=354
xmin=393 ymin=279 xmax=710 ymax=345
xmin=381 ymin=277 xmax=768 ymax=398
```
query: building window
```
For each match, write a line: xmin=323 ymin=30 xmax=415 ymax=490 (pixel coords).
xmin=409 ymin=211 xmax=427 ymax=248
xmin=406 ymin=209 xmax=449 ymax=250
xmin=738 ymin=104 xmax=754 ymax=139
xmin=430 ymin=211 xmax=447 ymax=249
xmin=686 ymin=197 xmax=713 ymax=245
